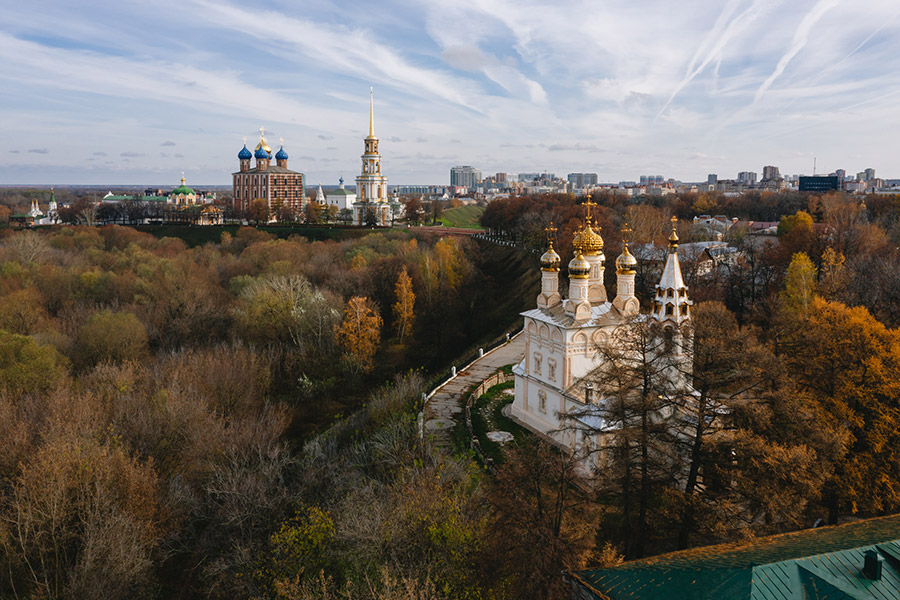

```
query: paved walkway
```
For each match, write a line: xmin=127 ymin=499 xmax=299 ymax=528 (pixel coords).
xmin=424 ymin=333 xmax=527 ymax=453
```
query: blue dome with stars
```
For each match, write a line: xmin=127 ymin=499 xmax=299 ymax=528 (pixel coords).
xmin=254 ymin=146 xmax=271 ymax=160
xmin=275 ymin=145 xmax=288 ymax=160
xmin=238 ymin=144 xmax=252 ymax=160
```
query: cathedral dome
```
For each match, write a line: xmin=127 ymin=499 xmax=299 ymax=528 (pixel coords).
xmin=568 ymin=252 xmax=590 ymax=279
xmin=238 ymin=144 xmax=252 ymax=160
xmin=254 ymin=145 xmax=271 ymax=160
xmin=580 ymin=223 xmax=604 ymax=255
xmin=172 ymin=174 xmax=194 ymax=196
xmin=616 ymin=245 xmax=637 ymax=274
xmin=540 ymin=246 xmax=561 ymax=271
xmin=275 ymin=145 xmax=289 ymax=160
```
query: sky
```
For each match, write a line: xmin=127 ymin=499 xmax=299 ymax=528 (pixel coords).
xmin=1 ymin=0 xmax=899 ymax=186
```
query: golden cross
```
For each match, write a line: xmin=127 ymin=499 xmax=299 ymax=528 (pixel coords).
xmin=259 ymin=125 xmax=266 ymax=139
xmin=280 ymin=137 xmax=284 ymax=145
xmin=242 ymin=136 xmax=247 ymax=144
xmin=621 ymin=222 xmax=633 ymax=244
xmin=583 ymin=195 xmax=597 ymax=222
xmin=544 ymin=222 xmax=558 ymax=246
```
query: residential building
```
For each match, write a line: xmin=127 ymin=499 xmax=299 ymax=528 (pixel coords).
xmin=707 ymin=174 xmax=717 ymax=186
xmin=450 ymin=165 xmax=482 ymax=188
xmin=567 ymin=173 xmax=599 ymax=189
xmin=762 ymin=165 xmax=780 ymax=181
xmin=737 ymin=171 xmax=757 ymax=185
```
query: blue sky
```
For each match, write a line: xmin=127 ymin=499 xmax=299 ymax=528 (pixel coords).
xmin=1 ymin=0 xmax=899 ymax=186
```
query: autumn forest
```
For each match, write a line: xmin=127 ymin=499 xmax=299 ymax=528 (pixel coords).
xmin=1 ymin=188 xmax=900 ymax=599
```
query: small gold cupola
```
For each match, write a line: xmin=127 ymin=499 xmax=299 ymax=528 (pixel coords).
xmin=568 ymin=251 xmax=590 ymax=279
xmin=540 ymin=224 xmax=561 ymax=271
xmin=616 ymin=223 xmax=637 ymax=275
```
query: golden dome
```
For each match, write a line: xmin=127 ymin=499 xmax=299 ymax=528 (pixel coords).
xmin=580 ymin=223 xmax=604 ymax=255
xmin=616 ymin=244 xmax=637 ymax=274
xmin=540 ymin=244 xmax=561 ymax=271
xmin=572 ymin=227 xmax=584 ymax=253
xmin=568 ymin=252 xmax=590 ymax=279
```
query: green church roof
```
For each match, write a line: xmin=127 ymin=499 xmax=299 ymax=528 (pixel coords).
xmin=574 ymin=515 xmax=900 ymax=600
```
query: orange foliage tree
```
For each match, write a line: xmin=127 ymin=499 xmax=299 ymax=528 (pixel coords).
xmin=392 ymin=267 xmax=415 ymax=343
xmin=334 ymin=296 xmax=382 ymax=373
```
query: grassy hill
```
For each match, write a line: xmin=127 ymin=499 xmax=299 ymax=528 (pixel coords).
xmin=438 ymin=205 xmax=485 ymax=229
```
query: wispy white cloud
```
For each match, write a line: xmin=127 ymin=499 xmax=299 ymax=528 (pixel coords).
xmin=1 ymin=0 xmax=900 ymax=184
xmin=753 ymin=0 xmax=842 ymax=106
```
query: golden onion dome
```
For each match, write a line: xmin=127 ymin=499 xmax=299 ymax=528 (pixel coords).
xmin=540 ymin=245 xmax=561 ymax=271
xmin=254 ymin=139 xmax=272 ymax=154
xmin=616 ymin=244 xmax=637 ymax=274
xmin=572 ymin=227 xmax=584 ymax=253
xmin=580 ymin=223 xmax=604 ymax=255
xmin=568 ymin=252 xmax=590 ymax=279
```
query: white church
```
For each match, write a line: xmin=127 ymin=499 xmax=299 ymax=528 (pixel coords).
xmin=509 ymin=202 xmax=693 ymax=462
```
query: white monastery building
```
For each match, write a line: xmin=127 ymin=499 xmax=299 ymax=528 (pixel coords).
xmin=509 ymin=204 xmax=693 ymax=459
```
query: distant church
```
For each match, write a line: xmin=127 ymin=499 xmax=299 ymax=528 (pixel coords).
xmin=232 ymin=128 xmax=305 ymax=218
xmin=352 ymin=89 xmax=400 ymax=226
xmin=509 ymin=203 xmax=693 ymax=461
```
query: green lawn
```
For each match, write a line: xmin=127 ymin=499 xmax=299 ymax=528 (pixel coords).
xmin=438 ymin=205 xmax=485 ymax=229
xmin=470 ymin=378 xmax=529 ymax=464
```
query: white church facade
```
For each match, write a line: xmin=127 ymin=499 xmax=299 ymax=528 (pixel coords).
xmin=509 ymin=205 xmax=693 ymax=460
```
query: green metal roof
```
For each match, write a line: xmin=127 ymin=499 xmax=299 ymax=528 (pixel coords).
xmin=574 ymin=515 xmax=900 ymax=600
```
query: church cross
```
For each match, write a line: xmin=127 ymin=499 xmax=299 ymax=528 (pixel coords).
xmin=621 ymin=222 xmax=633 ymax=245
xmin=583 ymin=195 xmax=597 ymax=223
xmin=544 ymin=222 xmax=558 ymax=247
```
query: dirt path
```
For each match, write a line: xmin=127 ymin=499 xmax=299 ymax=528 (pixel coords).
xmin=423 ymin=333 xmax=526 ymax=454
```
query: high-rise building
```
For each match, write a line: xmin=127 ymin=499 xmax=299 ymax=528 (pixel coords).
xmin=495 ymin=172 xmax=507 ymax=183
xmin=567 ymin=173 xmax=599 ymax=189
xmin=707 ymin=174 xmax=718 ymax=185
xmin=799 ymin=176 xmax=839 ymax=192
xmin=737 ymin=171 xmax=757 ymax=185
xmin=865 ymin=168 xmax=876 ymax=181
xmin=834 ymin=169 xmax=846 ymax=182
xmin=233 ymin=128 xmax=305 ymax=217
xmin=450 ymin=165 xmax=482 ymax=188
xmin=762 ymin=165 xmax=780 ymax=181
xmin=640 ymin=175 xmax=664 ymax=185
xmin=353 ymin=89 xmax=392 ymax=226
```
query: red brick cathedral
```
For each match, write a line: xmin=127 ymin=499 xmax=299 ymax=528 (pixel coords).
xmin=232 ymin=127 xmax=305 ymax=218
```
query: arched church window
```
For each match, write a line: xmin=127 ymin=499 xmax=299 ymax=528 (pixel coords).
xmin=538 ymin=390 xmax=547 ymax=413
xmin=664 ymin=327 xmax=674 ymax=353
xmin=667 ymin=289 xmax=674 ymax=297
xmin=681 ymin=304 xmax=689 ymax=315
xmin=665 ymin=303 xmax=674 ymax=316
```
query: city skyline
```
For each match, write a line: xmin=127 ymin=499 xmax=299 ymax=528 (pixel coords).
xmin=2 ymin=0 xmax=899 ymax=185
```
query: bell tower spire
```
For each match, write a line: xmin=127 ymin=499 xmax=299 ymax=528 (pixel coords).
xmin=652 ymin=216 xmax=692 ymax=325
xmin=368 ymin=87 xmax=375 ymax=138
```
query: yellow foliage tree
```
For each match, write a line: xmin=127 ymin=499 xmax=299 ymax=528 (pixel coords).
xmin=392 ymin=267 xmax=415 ymax=343
xmin=781 ymin=252 xmax=817 ymax=313
xmin=334 ymin=296 xmax=382 ymax=373
xmin=782 ymin=296 xmax=900 ymax=521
